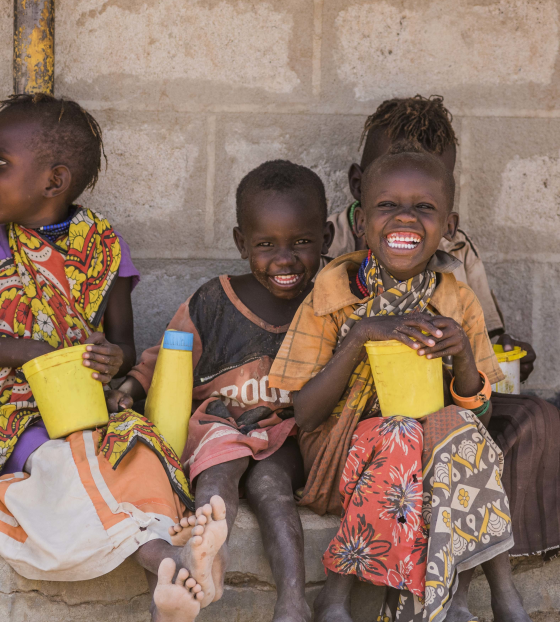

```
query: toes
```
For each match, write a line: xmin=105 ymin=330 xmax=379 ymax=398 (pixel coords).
xmin=192 ymin=524 xmax=204 ymax=537
xmin=172 ymin=523 xmax=183 ymax=533
xmin=209 ymin=495 xmax=227 ymax=521
xmin=157 ymin=558 xmax=176 ymax=585
xmin=195 ymin=514 xmax=208 ymax=526
xmin=179 ymin=517 xmax=191 ymax=528
xmin=197 ymin=503 xmax=213 ymax=520
xmin=188 ymin=515 xmax=197 ymax=526
xmin=189 ymin=535 xmax=203 ymax=547
xmin=194 ymin=589 xmax=205 ymax=601
xmin=175 ymin=567 xmax=190 ymax=587
xmin=185 ymin=577 xmax=196 ymax=589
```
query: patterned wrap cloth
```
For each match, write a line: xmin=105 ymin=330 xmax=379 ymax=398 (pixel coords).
xmin=297 ymin=253 xmax=513 ymax=622
xmin=0 ymin=208 xmax=192 ymax=581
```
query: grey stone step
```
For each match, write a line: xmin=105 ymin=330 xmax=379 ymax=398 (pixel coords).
xmin=0 ymin=501 xmax=558 ymax=621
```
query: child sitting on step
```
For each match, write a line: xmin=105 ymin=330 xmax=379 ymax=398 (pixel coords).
xmin=0 ymin=94 xmax=222 ymax=622
xmin=109 ymin=160 xmax=334 ymax=622
xmin=270 ymin=144 xmax=530 ymax=622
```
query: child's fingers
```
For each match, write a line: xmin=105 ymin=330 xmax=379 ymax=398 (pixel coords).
xmin=84 ymin=344 xmax=117 ymax=356
xmin=83 ymin=352 xmax=116 ymax=366
xmin=401 ymin=317 xmax=443 ymax=339
xmin=92 ymin=372 xmax=112 ymax=383
xmin=391 ymin=332 xmax=426 ymax=351
xmin=396 ymin=325 xmax=438 ymax=347
xmin=418 ymin=337 xmax=463 ymax=358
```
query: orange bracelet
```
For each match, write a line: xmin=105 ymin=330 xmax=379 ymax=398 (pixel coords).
xmin=450 ymin=371 xmax=491 ymax=409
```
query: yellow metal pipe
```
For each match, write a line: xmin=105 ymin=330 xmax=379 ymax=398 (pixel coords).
xmin=13 ymin=0 xmax=54 ymax=95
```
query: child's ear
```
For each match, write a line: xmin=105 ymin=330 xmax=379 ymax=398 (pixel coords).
xmin=233 ymin=226 xmax=249 ymax=259
xmin=322 ymin=221 xmax=335 ymax=254
xmin=44 ymin=165 xmax=72 ymax=198
xmin=348 ymin=163 xmax=363 ymax=201
xmin=354 ymin=204 xmax=366 ymax=239
xmin=443 ymin=211 xmax=459 ymax=242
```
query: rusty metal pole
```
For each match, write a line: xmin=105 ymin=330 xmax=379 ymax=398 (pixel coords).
xmin=13 ymin=0 xmax=54 ymax=95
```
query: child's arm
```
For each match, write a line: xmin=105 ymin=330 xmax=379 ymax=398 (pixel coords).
xmin=293 ymin=314 xmax=444 ymax=433
xmin=0 ymin=338 xmax=55 ymax=368
xmin=82 ymin=277 xmax=136 ymax=383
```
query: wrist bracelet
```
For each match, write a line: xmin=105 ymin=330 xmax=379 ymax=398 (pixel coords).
xmin=450 ymin=371 xmax=491 ymax=409
xmin=471 ymin=400 xmax=490 ymax=418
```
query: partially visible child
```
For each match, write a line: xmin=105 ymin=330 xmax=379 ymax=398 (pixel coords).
xmin=0 ymin=94 xmax=223 ymax=622
xmin=109 ymin=160 xmax=334 ymax=622
xmin=271 ymin=146 xmax=530 ymax=622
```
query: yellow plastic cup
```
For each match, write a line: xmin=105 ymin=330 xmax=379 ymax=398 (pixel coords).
xmin=365 ymin=340 xmax=444 ymax=418
xmin=22 ymin=344 xmax=109 ymax=439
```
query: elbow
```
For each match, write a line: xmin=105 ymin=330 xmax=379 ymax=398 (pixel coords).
xmin=295 ymin=416 xmax=318 ymax=434
xmin=292 ymin=391 xmax=319 ymax=433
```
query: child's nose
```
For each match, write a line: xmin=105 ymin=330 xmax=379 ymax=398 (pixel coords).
xmin=274 ymin=248 xmax=297 ymax=266
xmin=394 ymin=207 xmax=417 ymax=223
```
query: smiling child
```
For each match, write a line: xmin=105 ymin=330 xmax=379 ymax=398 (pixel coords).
xmin=111 ymin=160 xmax=334 ymax=622
xmin=270 ymin=145 xmax=530 ymax=622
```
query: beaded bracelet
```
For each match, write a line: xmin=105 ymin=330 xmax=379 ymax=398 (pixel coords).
xmin=450 ymin=371 xmax=491 ymax=409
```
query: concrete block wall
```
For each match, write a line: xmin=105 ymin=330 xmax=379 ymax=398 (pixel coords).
xmin=1 ymin=0 xmax=559 ymax=400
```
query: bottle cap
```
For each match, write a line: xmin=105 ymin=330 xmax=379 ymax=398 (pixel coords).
xmin=162 ymin=330 xmax=193 ymax=351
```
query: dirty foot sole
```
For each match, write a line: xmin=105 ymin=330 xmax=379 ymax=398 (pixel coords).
xmin=181 ymin=495 xmax=228 ymax=608
xmin=153 ymin=558 xmax=204 ymax=622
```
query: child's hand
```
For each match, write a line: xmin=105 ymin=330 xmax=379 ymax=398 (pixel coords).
xmin=356 ymin=314 xmax=443 ymax=351
xmin=82 ymin=332 xmax=124 ymax=383
xmin=497 ymin=333 xmax=536 ymax=382
xmin=105 ymin=389 xmax=134 ymax=413
xmin=415 ymin=317 xmax=469 ymax=360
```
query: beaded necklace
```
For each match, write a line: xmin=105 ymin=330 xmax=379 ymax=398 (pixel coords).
xmin=355 ymin=249 xmax=371 ymax=298
xmin=33 ymin=207 xmax=77 ymax=244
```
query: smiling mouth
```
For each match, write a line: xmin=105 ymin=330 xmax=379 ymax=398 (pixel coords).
xmin=386 ymin=232 xmax=423 ymax=250
xmin=270 ymin=273 xmax=304 ymax=288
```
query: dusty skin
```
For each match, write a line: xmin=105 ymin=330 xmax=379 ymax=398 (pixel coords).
xmin=154 ymin=558 xmax=204 ymax=622
xmin=172 ymin=495 xmax=228 ymax=609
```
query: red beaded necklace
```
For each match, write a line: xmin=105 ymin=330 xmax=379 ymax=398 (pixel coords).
xmin=355 ymin=249 xmax=372 ymax=298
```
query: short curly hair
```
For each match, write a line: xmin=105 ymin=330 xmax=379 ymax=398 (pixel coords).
xmin=360 ymin=95 xmax=457 ymax=169
xmin=236 ymin=160 xmax=327 ymax=229
xmin=0 ymin=93 xmax=106 ymax=201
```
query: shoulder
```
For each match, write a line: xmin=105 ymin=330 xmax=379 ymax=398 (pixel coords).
xmin=189 ymin=276 xmax=226 ymax=312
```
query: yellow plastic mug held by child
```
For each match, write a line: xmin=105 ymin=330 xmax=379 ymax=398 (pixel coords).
xmin=365 ymin=340 xmax=444 ymax=418
xmin=145 ymin=329 xmax=193 ymax=456
xmin=22 ymin=344 xmax=109 ymax=439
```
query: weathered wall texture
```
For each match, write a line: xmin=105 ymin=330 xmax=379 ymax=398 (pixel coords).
xmin=1 ymin=0 xmax=560 ymax=401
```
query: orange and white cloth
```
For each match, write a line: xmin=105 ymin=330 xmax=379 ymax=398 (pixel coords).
xmin=0 ymin=429 xmax=184 ymax=580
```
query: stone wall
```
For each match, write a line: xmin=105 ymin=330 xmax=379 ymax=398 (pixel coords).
xmin=2 ymin=0 xmax=560 ymax=400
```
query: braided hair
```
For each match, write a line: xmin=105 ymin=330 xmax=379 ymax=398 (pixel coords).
xmin=0 ymin=93 xmax=106 ymax=200
xmin=360 ymin=95 xmax=457 ymax=168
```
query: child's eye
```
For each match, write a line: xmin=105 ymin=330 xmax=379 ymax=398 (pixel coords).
xmin=0 ymin=159 xmax=6 ymax=166
xmin=256 ymin=242 xmax=273 ymax=247
xmin=377 ymin=202 xmax=396 ymax=209
xmin=294 ymin=239 xmax=311 ymax=245
xmin=417 ymin=203 xmax=435 ymax=210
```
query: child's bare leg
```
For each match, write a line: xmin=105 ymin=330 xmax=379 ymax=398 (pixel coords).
xmin=153 ymin=558 xmax=204 ymax=622
xmin=244 ymin=438 xmax=310 ymax=622
xmin=191 ymin=457 xmax=249 ymax=603
xmin=482 ymin=552 xmax=531 ymax=622
xmin=314 ymin=570 xmax=354 ymax=622
xmin=445 ymin=569 xmax=476 ymax=622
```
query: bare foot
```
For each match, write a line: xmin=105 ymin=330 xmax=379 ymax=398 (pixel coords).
xmin=314 ymin=588 xmax=353 ymax=622
xmin=491 ymin=587 xmax=532 ymax=622
xmin=445 ymin=601 xmax=477 ymax=622
xmin=273 ymin=597 xmax=312 ymax=622
xmin=153 ymin=558 xmax=204 ymax=622
xmin=169 ymin=514 xmax=197 ymax=547
xmin=181 ymin=495 xmax=228 ymax=609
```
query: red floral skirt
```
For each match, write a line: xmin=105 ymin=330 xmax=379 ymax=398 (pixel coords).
xmin=322 ymin=416 xmax=427 ymax=597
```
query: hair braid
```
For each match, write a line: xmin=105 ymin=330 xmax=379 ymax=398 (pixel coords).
xmin=360 ymin=94 xmax=457 ymax=156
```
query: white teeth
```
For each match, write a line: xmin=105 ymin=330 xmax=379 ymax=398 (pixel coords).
xmin=273 ymin=274 xmax=300 ymax=285
xmin=386 ymin=233 xmax=421 ymax=249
